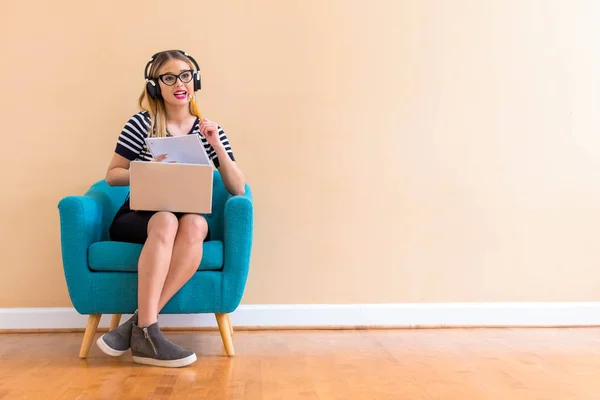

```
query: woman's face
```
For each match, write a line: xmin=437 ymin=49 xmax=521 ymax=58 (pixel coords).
xmin=156 ymin=59 xmax=195 ymax=107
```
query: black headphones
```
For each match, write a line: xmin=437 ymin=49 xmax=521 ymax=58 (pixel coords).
xmin=144 ymin=50 xmax=201 ymax=99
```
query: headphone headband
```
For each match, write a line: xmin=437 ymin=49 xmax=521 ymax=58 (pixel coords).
xmin=144 ymin=49 xmax=201 ymax=98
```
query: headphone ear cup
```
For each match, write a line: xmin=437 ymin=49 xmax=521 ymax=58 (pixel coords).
xmin=146 ymin=79 xmax=162 ymax=99
xmin=194 ymin=71 xmax=201 ymax=91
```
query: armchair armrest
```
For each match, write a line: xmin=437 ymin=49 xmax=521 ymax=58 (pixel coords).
xmin=221 ymin=185 xmax=254 ymax=311
xmin=57 ymin=195 xmax=104 ymax=313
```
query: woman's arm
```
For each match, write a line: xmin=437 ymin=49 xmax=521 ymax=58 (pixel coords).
xmin=198 ymin=118 xmax=246 ymax=196
xmin=105 ymin=153 xmax=131 ymax=186
xmin=108 ymin=112 xmax=151 ymax=186
xmin=213 ymin=143 xmax=246 ymax=196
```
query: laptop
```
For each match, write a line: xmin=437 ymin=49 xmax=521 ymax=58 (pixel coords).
xmin=129 ymin=161 xmax=213 ymax=214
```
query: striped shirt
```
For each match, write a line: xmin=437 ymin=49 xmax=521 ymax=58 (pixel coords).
xmin=115 ymin=111 xmax=235 ymax=168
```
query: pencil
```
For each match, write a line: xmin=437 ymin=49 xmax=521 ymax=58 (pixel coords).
xmin=189 ymin=95 xmax=203 ymax=120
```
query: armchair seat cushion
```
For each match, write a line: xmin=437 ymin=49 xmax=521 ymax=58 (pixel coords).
xmin=88 ymin=240 xmax=224 ymax=272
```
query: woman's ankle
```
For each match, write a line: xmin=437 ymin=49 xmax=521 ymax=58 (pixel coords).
xmin=137 ymin=314 xmax=158 ymax=328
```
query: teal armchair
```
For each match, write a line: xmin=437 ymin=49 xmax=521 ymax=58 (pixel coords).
xmin=57 ymin=170 xmax=253 ymax=358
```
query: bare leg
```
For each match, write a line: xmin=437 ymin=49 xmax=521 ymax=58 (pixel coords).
xmin=157 ymin=214 xmax=208 ymax=311
xmin=137 ymin=212 xmax=179 ymax=327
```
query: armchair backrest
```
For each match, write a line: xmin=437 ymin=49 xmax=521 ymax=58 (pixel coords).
xmin=85 ymin=169 xmax=231 ymax=241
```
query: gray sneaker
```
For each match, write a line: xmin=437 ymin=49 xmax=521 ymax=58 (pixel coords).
xmin=96 ymin=311 xmax=138 ymax=356
xmin=130 ymin=322 xmax=197 ymax=368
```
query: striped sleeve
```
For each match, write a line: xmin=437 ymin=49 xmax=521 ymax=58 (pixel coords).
xmin=199 ymin=125 xmax=235 ymax=168
xmin=114 ymin=112 xmax=150 ymax=161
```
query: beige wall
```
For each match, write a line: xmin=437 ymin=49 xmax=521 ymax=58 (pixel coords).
xmin=2 ymin=1 xmax=600 ymax=307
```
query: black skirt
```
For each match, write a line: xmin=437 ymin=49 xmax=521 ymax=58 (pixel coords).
xmin=109 ymin=197 xmax=210 ymax=244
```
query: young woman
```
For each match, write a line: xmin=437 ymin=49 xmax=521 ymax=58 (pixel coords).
xmin=95 ymin=50 xmax=245 ymax=368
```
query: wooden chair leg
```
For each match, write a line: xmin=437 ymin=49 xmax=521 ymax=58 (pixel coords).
xmin=215 ymin=313 xmax=235 ymax=356
xmin=79 ymin=314 xmax=101 ymax=359
xmin=226 ymin=313 xmax=233 ymax=335
xmin=109 ymin=314 xmax=122 ymax=331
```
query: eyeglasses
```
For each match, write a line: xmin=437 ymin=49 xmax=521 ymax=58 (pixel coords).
xmin=157 ymin=70 xmax=194 ymax=86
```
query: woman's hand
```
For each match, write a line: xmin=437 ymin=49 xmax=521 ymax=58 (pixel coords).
xmin=198 ymin=118 xmax=222 ymax=148
xmin=152 ymin=154 xmax=168 ymax=162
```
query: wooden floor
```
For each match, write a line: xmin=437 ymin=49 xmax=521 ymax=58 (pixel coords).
xmin=1 ymin=328 xmax=600 ymax=399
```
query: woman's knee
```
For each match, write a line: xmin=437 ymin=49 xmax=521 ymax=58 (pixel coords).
xmin=147 ymin=212 xmax=179 ymax=244
xmin=178 ymin=214 xmax=208 ymax=243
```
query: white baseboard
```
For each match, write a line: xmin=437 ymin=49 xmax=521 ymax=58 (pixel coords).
xmin=2 ymin=303 xmax=600 ymax=330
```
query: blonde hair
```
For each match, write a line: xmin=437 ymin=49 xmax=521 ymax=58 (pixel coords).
xmin=138 ymin=50 xmax=197 ymax=137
